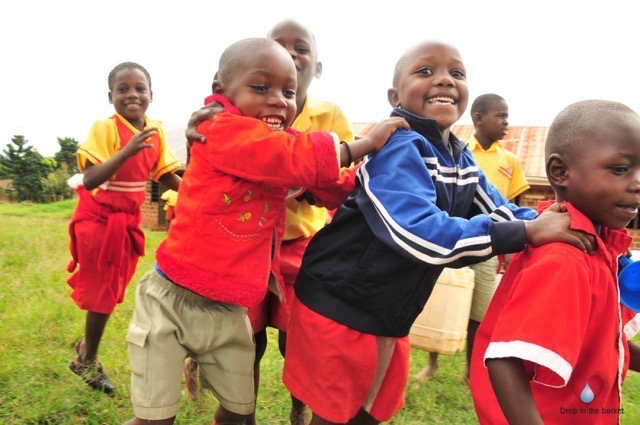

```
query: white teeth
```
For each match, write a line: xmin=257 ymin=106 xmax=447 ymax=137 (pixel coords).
xmin=428 ymin=96 xmax=455 ymax=104
xmin=261 ymin=117 xmax=283 ymax=129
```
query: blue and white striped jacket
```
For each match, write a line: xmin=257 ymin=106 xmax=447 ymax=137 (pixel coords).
xmin=294 ymin=108 xmax=538 ymax=337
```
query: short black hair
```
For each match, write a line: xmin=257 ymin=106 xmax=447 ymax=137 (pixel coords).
xmin=470 ymin=93 xmax=505 ymax=116
xmin=218 ymin=38 xmax=282 ymax=85
xmin=108 ymin=62 xmax=152 ymax=91
xmin=545 ymin=99 xmax=637 ymax=161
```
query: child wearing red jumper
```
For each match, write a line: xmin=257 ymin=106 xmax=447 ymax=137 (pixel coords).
xmin=67 ymin=61 xmax=181 ymax=395
xmin=124 ymin=38 xmax=407 ymax=425
xmin=470 ymin=100 xmax=640 ymax=424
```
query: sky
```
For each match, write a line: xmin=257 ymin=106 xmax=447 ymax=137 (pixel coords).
xmin=1 ymin=0 xmax=639 ymax=156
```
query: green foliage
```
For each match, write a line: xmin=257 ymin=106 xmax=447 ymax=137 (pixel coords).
xmin=54 ymin=137 xmax=80 ymax=174
xmin=1 ymin=135 xmax=80 ymax=203
xmin=0 ymin=135 xmax=51 ymax=202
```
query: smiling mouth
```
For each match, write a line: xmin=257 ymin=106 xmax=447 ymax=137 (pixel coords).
xmin=261 ymin=116 xmax=284 ymax=130
xmin=427 ymin=96 xmax=456 ymax=105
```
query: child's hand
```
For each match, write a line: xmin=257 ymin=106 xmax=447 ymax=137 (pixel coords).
xmin=365 ymin=117 xmax=410 ymax=153
xmin=121 ymin=128 xmax=158 ymax=158
xmin=524 ymin=210 xmax=596 ymax=254
xmin=185 ymin=102 xmax=225 ymax=146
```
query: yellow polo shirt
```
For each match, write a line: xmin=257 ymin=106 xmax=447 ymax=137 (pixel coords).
xmin=284 ymin=97 xmax=354 ymax=240
xmin=467 ymin=134 xmax=529 ymax=200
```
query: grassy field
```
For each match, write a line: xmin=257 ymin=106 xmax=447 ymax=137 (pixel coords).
xmin=1 ymin=201 xmax=640 ymax=424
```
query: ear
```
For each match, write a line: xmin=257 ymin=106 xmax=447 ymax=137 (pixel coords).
xmin=546 ymin=153 xmax=569 ymax=188
xmin=149 ymin=90 xmax=154 ymax=103
xmin=387 ymin=88 xmax=400 ymax=108
xmin=212 ymin=80 xmax=223 ymax=94
xmin=108 ymin=92 xmax=113 ymax=104
xmin=472 ymin=112 xmax=483 ymax=125
xmin=314 ymin=61 xmax=323 ymax=79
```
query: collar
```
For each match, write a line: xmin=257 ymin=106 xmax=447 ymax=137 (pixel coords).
xmin=390 ymin=107 xmax=464 ymax=155
xmin=203 ymin=94 xmax=242 ymax=115
xmin=537 ymin=200 xmax=631 ymax=261
xmin=467 ymin=134 xmax=499 ymax=152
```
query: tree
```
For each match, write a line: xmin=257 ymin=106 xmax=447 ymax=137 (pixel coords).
xmin=0 ymin=135 xmax=51 ymax=201
xmin=54 ymin=137 xmax=79 ymax=174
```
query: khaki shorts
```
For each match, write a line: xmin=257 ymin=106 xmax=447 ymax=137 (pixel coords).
xmin=469 ymin=257 xmax=499 ymax=322
xmin=127 ymin=269 xmax=256 ymax=420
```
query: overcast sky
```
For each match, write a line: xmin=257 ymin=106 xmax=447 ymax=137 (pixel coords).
xmin=2 ymin=0 xmax=639 ymax=156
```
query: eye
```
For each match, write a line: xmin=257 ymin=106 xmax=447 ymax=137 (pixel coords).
xmin=611 ymin=166 xmax=629 ymax=175
xmin=451 ymin=69 xmax=465 ymax=78
xmin=284 ymin=89 xmax=296 ymax=98
xmin=295 ymin=45 xmax=310 ymax=55
xmin=250 ymin=85 xmax=268 ymax=94
xmin=417 ymin=67 xmax=433 ymax=76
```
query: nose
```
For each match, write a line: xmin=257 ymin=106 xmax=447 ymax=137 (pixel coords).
xmin=631 ymin=170 xmax=640 ymax=192
xmin=268 ymin=93 xmax=287 ymax=108
xmin=433 ymin=71 xmax=455 ymax=87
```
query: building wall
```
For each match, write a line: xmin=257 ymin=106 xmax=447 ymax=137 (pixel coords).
xmin=141 ymin=181 xmax=166 ymax=231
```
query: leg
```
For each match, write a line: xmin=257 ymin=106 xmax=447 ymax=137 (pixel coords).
xmin=214 ymin=405 xmax=251 ymax=424
xmin=464 ymin=319 xmax=481 ymax=385
xmin=279 ymin=330 xmax=310 ymax=425
xmin=414 ymin=352 xmax=439 ymax=380
xmin=79 ymin=311 xmax=110 ymax=363
xmin=347 ymin=408 xmax=380 ymax=425
xmin=69 ymin=311 xmax=114 ymax=394
xmin=243 ymin=330 xmax=267 ymax=425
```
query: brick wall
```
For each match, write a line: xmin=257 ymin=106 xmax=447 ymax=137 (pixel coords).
xmin=141 ymin=181 xmax=165 ymax=231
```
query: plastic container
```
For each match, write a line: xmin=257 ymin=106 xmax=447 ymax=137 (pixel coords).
xmin=619 ymin=255 xmax=640 ymax=312
xmin=409 ymin=267 xmax=475 ymax=354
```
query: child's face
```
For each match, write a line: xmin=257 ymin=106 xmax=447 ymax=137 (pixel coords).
xmin=477 ymin=100 xmax=509 ymax=142
xmin=268 ymin=21 xmax=320 ymax=99
xmin=220 ymin=46 xmax=297 ymax=130
xmin=389 ymin=42 xmax=468 ymax=132
xmin=108 ymin=68 xmax=152 ymax=123
xmin=564 ymin=118 xmax=640 ymax=230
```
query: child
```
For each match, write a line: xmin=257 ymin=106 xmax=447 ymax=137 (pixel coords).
xmin=282 ymin=41 xmax=595 ymax=424
xmin=160 ymin=188 xmax=178 ymax=231
xmin=470 ymin=99 xmax=640 ymax=424
xmin=417 ymin=93 xmax=530 ymax=383
xmin=66 ymin=61 xmax=181 ymax=395
xmin=124 ymin=37 xmax=407 ymax=425
xmin=183 ymin=20 xmax=356 ymax=425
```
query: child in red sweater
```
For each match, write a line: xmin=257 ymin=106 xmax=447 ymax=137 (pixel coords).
xmin=124 ymin=37 xmax=407 ymax=425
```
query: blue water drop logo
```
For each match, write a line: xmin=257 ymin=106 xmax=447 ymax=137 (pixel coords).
xmin=580 ymin=382 xmax=595 ymax=403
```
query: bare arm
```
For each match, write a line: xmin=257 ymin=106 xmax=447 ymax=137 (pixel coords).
xmin=82 ymin=127 xmax=158 ymax=190
xmin=158 ymin=172 xmax=181 ymax=192
xmin=629 ymin=341 xmax=640 ymax=372
xmin=487 ymin=357 xmax=544 ymax=425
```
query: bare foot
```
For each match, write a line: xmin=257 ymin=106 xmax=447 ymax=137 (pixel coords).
xmin=414 ymin=363 xmax=439 ymax=381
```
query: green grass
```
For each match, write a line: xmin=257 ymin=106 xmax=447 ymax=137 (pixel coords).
xmin=1 ymin=200 xmax=639 ymax=424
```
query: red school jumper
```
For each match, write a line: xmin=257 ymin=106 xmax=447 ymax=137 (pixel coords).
xmin=67 ymin=114 xmax=179 ymax=314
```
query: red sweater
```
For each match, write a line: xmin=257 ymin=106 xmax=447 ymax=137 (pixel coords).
xmin=157 ymin=97 xmax=355 ymax=307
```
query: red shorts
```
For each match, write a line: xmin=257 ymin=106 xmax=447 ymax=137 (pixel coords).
xmin=283 ymin=297 xmax=409 ymax=423
xmin=67 ymin=220 xmax=139 ymax=314
xmin=247 ymin=237 xmax=310 ymax=332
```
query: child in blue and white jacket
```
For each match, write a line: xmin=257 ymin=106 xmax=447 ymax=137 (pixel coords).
xmin=282 ymin=40 xmax=595 ymax=425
